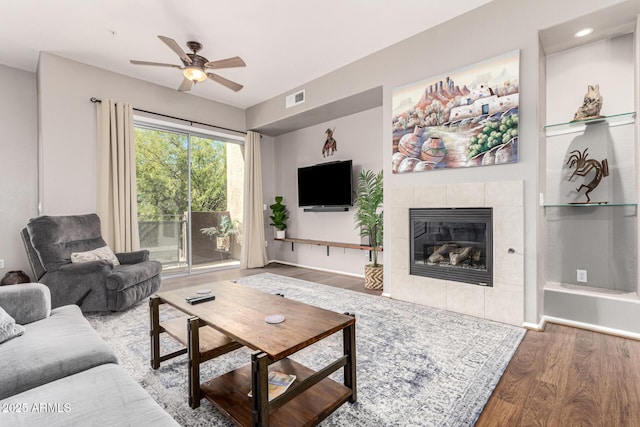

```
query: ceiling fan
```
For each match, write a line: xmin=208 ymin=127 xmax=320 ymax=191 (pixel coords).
xmin=130 ymin=35 xmax=246 ymax=92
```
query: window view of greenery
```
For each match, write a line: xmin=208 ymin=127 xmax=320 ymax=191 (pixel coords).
xmin=134 ymin=127 xmax=242 ymax=273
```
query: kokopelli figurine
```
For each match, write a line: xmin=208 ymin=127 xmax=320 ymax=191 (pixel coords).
xmin=566 ymin=148 xmax=609 ymax=203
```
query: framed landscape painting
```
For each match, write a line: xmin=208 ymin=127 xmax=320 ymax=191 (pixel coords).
xmin=392 ymin=50 xmax=520 ymax=173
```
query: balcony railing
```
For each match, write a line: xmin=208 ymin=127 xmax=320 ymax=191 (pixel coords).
xmin=139 ymin=214 xmax=241 ymax=273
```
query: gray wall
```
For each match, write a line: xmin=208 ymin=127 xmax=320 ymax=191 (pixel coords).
xmin=0 ymin=64 xmax=38 ymax=277
xmin=248 ymin=0 xmax=630 ymax=324
xmin=37 ymin=53 xmax=246 ymax=215
xmin=264 ymin=107 xmax=383 ymax=275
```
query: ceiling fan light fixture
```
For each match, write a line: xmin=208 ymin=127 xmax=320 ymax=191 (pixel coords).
xmin=131 ymin=36 xmax=244 ymax=92
xmin=183 ymin=66 xmax=207 ymax=83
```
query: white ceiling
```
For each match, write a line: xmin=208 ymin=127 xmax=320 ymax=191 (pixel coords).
xmin=0 ymin=0 xmax=493 ymax=109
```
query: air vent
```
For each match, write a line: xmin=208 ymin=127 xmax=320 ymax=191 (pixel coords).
xmin=285 ymin=90 xmax=305 ymax=108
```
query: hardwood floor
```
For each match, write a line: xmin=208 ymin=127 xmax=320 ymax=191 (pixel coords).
xmin=477 ymin=323 xmax=640 ymax=427
xmin=162 ymin=264 xmax=640 ymax=426
xmin=161 ymin=262 xmax=382 ymax=296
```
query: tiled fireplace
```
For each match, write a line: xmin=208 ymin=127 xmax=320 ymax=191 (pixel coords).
xmin=388 ymin=181 xmax=524 ymax=326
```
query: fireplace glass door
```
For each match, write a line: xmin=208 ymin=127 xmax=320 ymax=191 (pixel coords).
xmin=410 ymin=208 xmax=492 ymax=286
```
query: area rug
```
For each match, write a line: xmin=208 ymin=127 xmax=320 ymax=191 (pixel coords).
xmin=86 ymin=273 xmax=525 ymax=426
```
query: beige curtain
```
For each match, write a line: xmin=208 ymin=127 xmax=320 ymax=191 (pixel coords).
xmin=241 ymin=131 xmax=268 ymax=268
xmin=96 ymin=99 xmax=140 ymax=252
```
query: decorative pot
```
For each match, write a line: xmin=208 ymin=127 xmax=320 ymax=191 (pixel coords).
xmin=216 ymin=236 xmax=231 ymax=252
xmin=397 ymin=126 xmax=425 ymax=158
xmin=420 ymin=136 xmax=446 ymax=165
xmin=391 ymin=152 xmax=408 ymax=173
xmin=397 ymin=157 xmax=421 ymax=173
xmin=1 ymin=270 xmax=31 ymax=286
xmin=276 ymin=230 xmax=286 ymax=239
xmin=364 ymin=265 xmax=383 ymax=290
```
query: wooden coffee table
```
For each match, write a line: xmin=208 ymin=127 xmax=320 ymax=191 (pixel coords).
xmin=150 ymin=280 xmax=356 ymax=427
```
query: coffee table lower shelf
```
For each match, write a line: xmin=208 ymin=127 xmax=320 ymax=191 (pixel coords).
xmin=200 ymin=358 xmax=352 ymax=427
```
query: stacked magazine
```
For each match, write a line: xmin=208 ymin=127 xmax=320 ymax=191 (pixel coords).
xmin=248 ymin=371 xmax=296 ymax=401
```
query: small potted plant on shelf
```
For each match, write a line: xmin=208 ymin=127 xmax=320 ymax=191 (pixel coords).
xmin=269 ymin=196 xmax=289 ymax=239
xmin=200 ymin=215 xmax=240 ymax=252
xmin=354 ymin=169 xmax=383 ymax=290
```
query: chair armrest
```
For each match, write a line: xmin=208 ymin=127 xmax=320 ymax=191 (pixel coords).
xmin=116 ymin=249 xmax=149 ymax=264
xmin=0 ymin=283 xmax=51 ymax=324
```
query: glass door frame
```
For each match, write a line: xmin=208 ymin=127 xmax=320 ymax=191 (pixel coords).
xmin=134 ymin=115 xmax=245 ymax=277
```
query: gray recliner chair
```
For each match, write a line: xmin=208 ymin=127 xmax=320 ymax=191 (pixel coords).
xmin=21 ymin=214 xmax=162 ymax=312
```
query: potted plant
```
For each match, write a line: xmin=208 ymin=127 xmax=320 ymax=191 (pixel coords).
xmin=354 ymin=169 xmax=383 ymax=289
xmin=200 ymin=215 xmax=240 ymax=252
xmin=269 ymin=196 xmax=289 ymax=239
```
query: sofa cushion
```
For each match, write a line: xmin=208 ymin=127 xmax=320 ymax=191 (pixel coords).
xmin=106 ymin=261 xmax=162 ymax=291
xmin=0 ymin=363 xmax=179 ymax=426
xmin=0 ymin=306 xmax=24 ymax=344
xmin=71 ymin=246 xmax=120 ymax=266
xmin=0 ymin=305 xmax=117 ymax=399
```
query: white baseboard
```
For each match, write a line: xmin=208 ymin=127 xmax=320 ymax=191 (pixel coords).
xmin=268 ymin=259 xmax=365 ymax=279
xmin=524 ymin=315 xmax=640 ymax=341
xmin=522 ymin=319 xmax=546 ymax=331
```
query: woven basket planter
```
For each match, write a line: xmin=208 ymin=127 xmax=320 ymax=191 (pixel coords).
xmin=364 ymin=265 xmax=384 ymax=290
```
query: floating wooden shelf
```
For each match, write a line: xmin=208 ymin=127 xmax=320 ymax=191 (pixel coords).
xmin=274 ymin=237 xmax=382 ymax=257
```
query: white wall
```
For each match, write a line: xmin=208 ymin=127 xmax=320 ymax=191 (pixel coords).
xmin=265 ymin=107 xmax=382 ymax=276
xmin=0 ymin=65 xmax=38 ymax=277
xmin=249 ymin=0 xmax=632 ymax=324
xmin=36 ymin=53 xmax=246 ymax=215
xmin=546 ymin=34 xmax=635 ymax=123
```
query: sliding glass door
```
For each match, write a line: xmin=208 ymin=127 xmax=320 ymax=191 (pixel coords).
xmin=134 ymin=124 xmax=244 ymax=275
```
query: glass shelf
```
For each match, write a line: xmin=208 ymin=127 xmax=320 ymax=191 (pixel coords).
xmin=544 ymin=111 xmax=635 ymax=136
xmin=543 ymin=202 xmax=637 ymax=208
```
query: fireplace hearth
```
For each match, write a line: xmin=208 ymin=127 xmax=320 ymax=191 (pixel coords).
xmin=410 ymin=208 xmax=492 ymax=286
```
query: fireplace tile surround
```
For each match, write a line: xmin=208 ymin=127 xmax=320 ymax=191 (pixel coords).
xmin=388 ymin=181 xmax=524 ymax=326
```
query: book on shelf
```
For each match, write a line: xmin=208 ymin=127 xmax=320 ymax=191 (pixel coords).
xmin=248 ymin=371 xmax=296 ymax=401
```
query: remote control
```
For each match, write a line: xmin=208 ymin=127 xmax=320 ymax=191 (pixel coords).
xmin=186 ymin=294 xmax=216 ymax=304
xmin=186 ymin=293 xmax=213 ymax=301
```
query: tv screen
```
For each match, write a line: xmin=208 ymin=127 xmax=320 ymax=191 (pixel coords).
xmin=297 ymin=160 xmax=353 ymax=207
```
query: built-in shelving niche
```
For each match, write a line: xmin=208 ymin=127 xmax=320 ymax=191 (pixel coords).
xmin=540 ymin=11 xmax=640 ymax=336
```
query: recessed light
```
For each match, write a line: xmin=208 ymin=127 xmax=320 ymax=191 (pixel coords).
xmin=574 ymin=28 xmax=593 ymax=38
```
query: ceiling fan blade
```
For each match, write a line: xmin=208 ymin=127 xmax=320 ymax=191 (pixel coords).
xmin=207 ymin=73 xmax=243 ymax=92
xmin=130 ymin=60 xmax=182 ymax=68
xmin=204 ymin=56 xmax=246 ymax=69
xmin=158 ymin=35 xmax=192 ymax=64
xmin=178 ymin=78 xmax=194 ymax=92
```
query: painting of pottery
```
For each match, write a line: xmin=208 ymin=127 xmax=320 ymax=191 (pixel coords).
xmin=392 ymin=50 xmax=520 ymax=173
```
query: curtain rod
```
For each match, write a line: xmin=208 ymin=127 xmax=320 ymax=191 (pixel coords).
xmin=89 ymin=97 xmax=247 ymax=135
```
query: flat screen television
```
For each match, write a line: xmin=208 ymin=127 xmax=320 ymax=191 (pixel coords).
xmin=297 ymin=160 xmax=353 ymax=207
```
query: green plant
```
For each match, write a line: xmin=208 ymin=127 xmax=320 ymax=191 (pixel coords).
xmin=201 ymin=215 xmax=240 ymax=238
xmin=269 ymin=196 xmax=289 ymax=231
xmin=354 ymin=170 xmax=383 ymax=267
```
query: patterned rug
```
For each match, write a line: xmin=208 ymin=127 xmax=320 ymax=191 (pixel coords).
xmin=86 ymin=273 xmax=524 ymax=426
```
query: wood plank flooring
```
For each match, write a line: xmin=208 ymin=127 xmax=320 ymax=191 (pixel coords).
xmin=161 ymin=262 xmax=381 ymax=296
xmin=161 ymin=263 xmax=640 ymax=426
xmin=477 ymin=323 xmax=640 ymax=426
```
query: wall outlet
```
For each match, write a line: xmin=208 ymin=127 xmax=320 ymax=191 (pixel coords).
xmin=577 ymin=269 xmax=587 ymax=283
xmin=264 ymin=240 xmax=268 ymax=247
xmin=0 ymin=259 xmax=4 ymax=269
